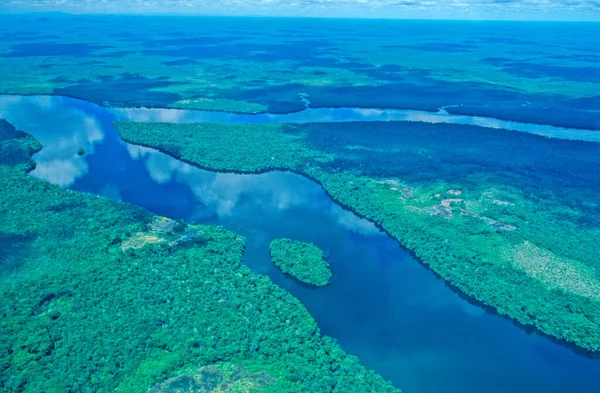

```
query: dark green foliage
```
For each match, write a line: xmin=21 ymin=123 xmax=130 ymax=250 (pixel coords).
xmin=269 ymin=239 xmax=332 ymax=287
xmin=0 ymin=122 xmax=399 ymax=392
xmin=0 ymin=120 xmax=41 ymax=171
xmin=173 ymin=219 xmax=187 ymax=233
xmin=0 ymin=230 xmax=37 ymax=271
xmin=0 ymin=119 xmax=24 ymax=141
xmin=116 ymin=120 xmax=600 ymax=352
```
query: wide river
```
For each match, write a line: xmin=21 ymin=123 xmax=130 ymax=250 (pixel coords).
xmin=1 ymin=94 xmax=599 ymax=393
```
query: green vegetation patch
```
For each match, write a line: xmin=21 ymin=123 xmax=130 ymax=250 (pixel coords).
xmin=0 ymin=120 xmax=399 ymax=392
xmin=269 ymin=239 xmax=332 ymax=287
xmin=115 ymin=120 xmax=600 ymax=352
xmin=148 ymin=364 xmax=275 ymax=393
xmin=121 ymin=217 xmax=205 ymax=251
xmin=167 ymin=98 xmax=268 ymax=113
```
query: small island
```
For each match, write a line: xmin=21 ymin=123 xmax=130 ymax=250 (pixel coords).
xmin=269 ymin=239 xmax=332 ymax=287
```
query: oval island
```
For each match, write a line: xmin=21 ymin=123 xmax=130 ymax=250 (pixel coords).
xmin=269 ymin=239 xmax=332 ymax=287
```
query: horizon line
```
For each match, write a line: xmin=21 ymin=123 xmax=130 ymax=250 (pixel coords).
xmin=3 ymin=11 xmax=600 ymax=23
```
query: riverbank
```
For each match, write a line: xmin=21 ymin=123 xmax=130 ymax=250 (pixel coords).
xmin=115 ymin=120 xmax=600 ymax=353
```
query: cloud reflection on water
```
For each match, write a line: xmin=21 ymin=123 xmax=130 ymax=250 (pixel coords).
xmin=126 ymin=141 xmax=381 ymax=234
xmin=331 ymin=206 xmax=383 ymax=236
xmin=0 ymin=95 xmax=382 ymax=236
xmin=0 ymin=95 xmax=105 ymax=186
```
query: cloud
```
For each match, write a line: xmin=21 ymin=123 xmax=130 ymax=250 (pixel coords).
xmin=0 ymin=95 xmax=105 ymax=187
xmin=29 ymin=158 xmax=87 ymax=187
xmin=330 ymin=205 xmax=383 ymax=236
xmin=114 ymin=107 xmax=187 ymax=123
xmin=4 ymin=0 xmax=600 ymax=20
xmin=182 ymin=171 xmax=326 ymax=217
xmin=125 ymin=144 xmax=330 ymax=217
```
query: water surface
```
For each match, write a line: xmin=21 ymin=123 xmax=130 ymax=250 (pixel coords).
xmin=1 ymin=95 xmax=600 ymax=393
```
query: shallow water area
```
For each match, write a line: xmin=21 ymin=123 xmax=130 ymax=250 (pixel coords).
xmin=1 ymin=94 xmax=600 ymax=393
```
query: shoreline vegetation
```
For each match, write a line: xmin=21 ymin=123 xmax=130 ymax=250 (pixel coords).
xmin=0 ymin=119 xmax=400 ymax=392
xmin=115 ymin=120 xmax=600 ymax=353
xmin=269 ymin=239 xmax=332 ymax=287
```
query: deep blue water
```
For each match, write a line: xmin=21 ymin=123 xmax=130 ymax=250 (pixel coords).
xmin=1 ymin=95 xmax=600 ymax=393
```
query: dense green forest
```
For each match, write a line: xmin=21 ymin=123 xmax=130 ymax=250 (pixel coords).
xmin=0 ymin=119 xmax=400 ymax=392
xmin=269 ymin=239 xmax=332 ymax=287
xmin=116 ymin=120 xmax=600 ymax=352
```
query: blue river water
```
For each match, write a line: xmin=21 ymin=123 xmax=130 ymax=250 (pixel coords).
xmin=1 ymin=94 xmax=599 ymax=393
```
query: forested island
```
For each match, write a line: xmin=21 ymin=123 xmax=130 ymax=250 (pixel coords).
xmin=116 ymin=120 xmax=600 ymax=352
xmin=269 ymin=239 xmax=332 ymax=287
xmin=0 ymin=119 xmax=399 ymax=392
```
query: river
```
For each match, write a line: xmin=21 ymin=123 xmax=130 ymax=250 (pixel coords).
xmin=1 ymin=94 xmax=599 ymax=393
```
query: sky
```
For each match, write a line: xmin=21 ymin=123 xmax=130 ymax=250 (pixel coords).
xmin=2 ymin=0 xmax=600 ymax=21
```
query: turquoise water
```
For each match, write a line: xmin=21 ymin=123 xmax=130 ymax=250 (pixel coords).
xmin=1 ymin=94 xmax=599 ymax=393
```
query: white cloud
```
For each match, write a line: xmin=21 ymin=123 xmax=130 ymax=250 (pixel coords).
xmin=330 ymin=205 xmax=383 ymax=236
xmin=182 ymin=171 xmax=323 ymax=217
xmin=113 ymin=107 xmax=187 ymax=123
xmin=0 ymin=95 xmax=105 ymax=187
xmin=30 ymin=158 xmax=88 ymax=187
xmin=4 ymin=0 xmax=600 ymax=20
xmin=123 ymin=144 xmax=351 ymax=220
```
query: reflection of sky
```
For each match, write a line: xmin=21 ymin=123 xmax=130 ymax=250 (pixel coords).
xmin=126 ymin=142 xmax=381 ymax=234
xmin=331 ymin=206 xmax=382 ymax=236
xmin=0 ymin=93 xmax=382 ymax=235
xmin=112 ymin=102 xmax=600 ymax=143
xmin=5 ymin=0 xmax=600 ymax=21
xmin=0 ymin=95 xmax=106 ymax=186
